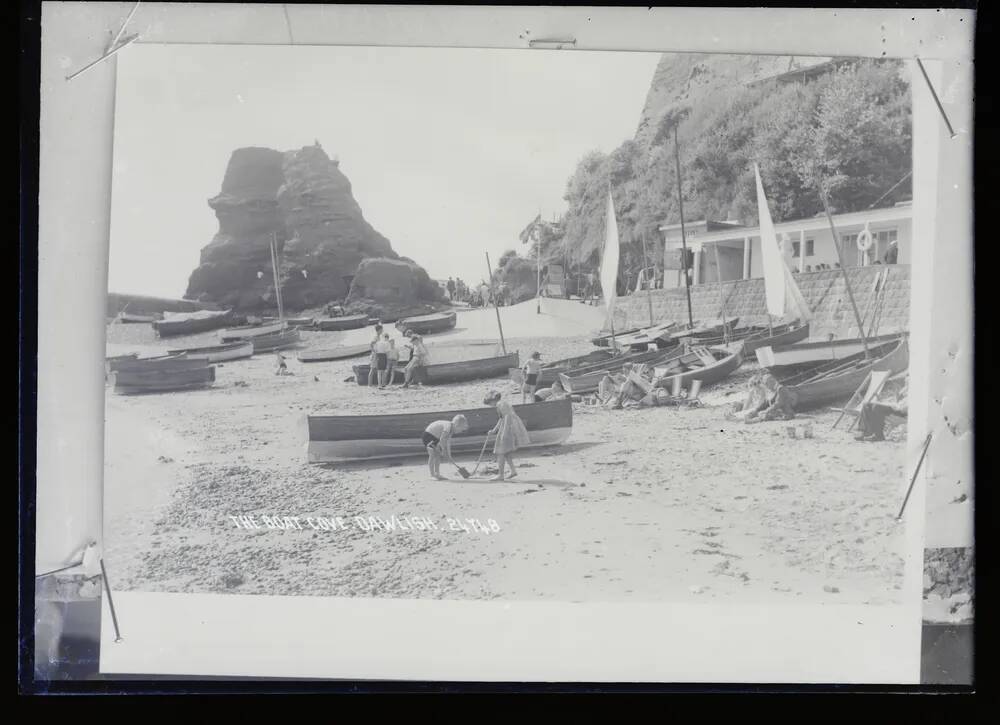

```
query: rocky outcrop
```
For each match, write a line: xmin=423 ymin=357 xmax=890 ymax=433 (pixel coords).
xmin=186 ymin=144 xmax=436 ymax=312
xmin=344 ymin=257 xmax=445 ymax=320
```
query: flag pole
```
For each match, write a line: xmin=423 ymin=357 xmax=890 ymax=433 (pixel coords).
xmin=485 ymin=251 xmax=507 ymax=354
xmin=673 ymin=123 xmax=695 ymax=329
xmin=817 ymin=177 xmax=870 ymax=359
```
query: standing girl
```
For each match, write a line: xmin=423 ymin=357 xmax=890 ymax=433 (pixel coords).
xmin=386 ymin=337 xmax=400 ymax=386
xmin=367 ymin=324 xmax=384 ymax=387
xmin=488 ymin=398 xmax=530 ymax=481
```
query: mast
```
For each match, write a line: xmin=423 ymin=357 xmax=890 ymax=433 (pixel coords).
xmin=713 ymin=243 xmax=732 ymax=343
xmin=485 ymin=251 xmax=507 ymax=354
xmin=270 ymin=232 xmax=285 ymax=324
xmin=673 ymin=124 xmax=695 ymax=328
xmin=817 ymin=179 xmax=870 ymax=359
xmin=536 ymin=211 xmax=542 ymax=315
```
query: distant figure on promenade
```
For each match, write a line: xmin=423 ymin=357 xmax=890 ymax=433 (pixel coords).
xmin=479 ymin=282 xmax=490 ymax=306
xmin=499 ymin=282 xmax=510 ymax=306
xmin=883 ymin=240 xmax=899 ymax=265
xmin=446 ymin=277 xmax=456 ymax=300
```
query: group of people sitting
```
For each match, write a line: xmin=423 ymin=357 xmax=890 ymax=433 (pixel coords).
xmin=727 ymin=372 xmax=798 ymax=423
xmin=365 ymin=324 xmax=429 ymax=389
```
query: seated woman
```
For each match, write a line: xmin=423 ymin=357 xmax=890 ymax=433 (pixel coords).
xmin=746 ymin=374 xmax=797 ymax=423
xmin=856 ymin=382 xmax=908 ymax=442
xmin=533 ymin=379 xmax=568 ymax=402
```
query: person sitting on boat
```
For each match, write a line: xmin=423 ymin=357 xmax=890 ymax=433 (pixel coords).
xmin=403 ymin=334 xmax=429 ymax=388
xmin=367 ymin=324 xmax=384 ymax=387
xmin=374 ymin=333 xmax=392 ymax=388
xmin=533 ymin=379 xmax=568 ymax=403
xmin=274 ymin=351 xmax=290 ymax=376
xmin=423 ymin=415 xmax=469 ymax=481
xmin=488 ymin=399 xmax=531 ymax=482
xmin=386 ymin=337 xmax=400 ymax=386
xmin=856 ymin=381 xmax=908 ymax=442
xmin=522 ymin=352 xmax=544 ymax=403
xmin=746 ymin=374 xmax=797 ymax=423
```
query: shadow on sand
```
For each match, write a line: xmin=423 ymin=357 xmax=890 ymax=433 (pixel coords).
xmin=439 ymin=477 xmax=576 ymax=488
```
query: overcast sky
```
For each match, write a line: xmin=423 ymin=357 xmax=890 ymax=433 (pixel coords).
xmin=109 ymin=44 xmax=660 ymax=298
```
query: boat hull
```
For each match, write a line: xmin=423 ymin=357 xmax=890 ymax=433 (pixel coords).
xmin=297 ymin=344 xmax=371 ymax=363
xmin=740 ymin=322 xmax=810 ymax=356
xmin=152 ymin=310 xmax=235 ymax=337
xmin=219 ymin=322 xmax=285 ymax=342
xmin=111 ymin=366 xmax=216 ymax=394
xmin=780 ymin=337 xmax=909 ymax=410
xmin=755 ymin=332 xmax=903 ymax=369
xmin=354 ymin=352 xmax=519 ymax=386
xmin=168 ymin=341 xmax=253 ymax=363
xmin=559 ymin=344 xmax=682 ymax=395
xmin=106 ymin=354 xmax=205 ymax=374
xmin=508 ymin=349 xmax=618 ymax=387
xmin=251 ymin=328 xmax=301 ymax=353
xmin=395 ymin=311 xmax=457 ymax=335
xmin=652 ymin=345 xmax=745 ymax=389
xmin=313 ymin=315 xmax=370 ymax=331
xmin=264 ymin=316 xmax=315 ymax=328
xmin=307 ymin=399 xmax=572 ymax=464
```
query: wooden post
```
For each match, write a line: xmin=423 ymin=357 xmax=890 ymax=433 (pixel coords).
xmin=485 ymin=251 xmax=507 ymax=354
xmin=673 ymin=123 xmax=694 ymax=328
xmin=713 ymin=243 xmax=731 ymax=343
xmin=817 ymin=179 xmax=871 ymax=359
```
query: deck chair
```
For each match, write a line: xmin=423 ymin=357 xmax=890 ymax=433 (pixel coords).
xmin=831 ymin=370 xmax=891 ymax=430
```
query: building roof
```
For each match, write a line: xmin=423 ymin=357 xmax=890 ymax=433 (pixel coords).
xmin=675 ymin=203 xmax=912 ymax=247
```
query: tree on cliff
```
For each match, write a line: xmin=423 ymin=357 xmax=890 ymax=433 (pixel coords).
xmin=533 ymin=59 xmax=911 ymax=286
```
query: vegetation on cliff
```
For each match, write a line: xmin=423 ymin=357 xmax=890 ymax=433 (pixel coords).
xmin=496 ymin=59 xmax=911 ymax=294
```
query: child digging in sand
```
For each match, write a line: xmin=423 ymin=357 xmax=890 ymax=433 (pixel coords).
xmin=422 ymin=415 xmax=468 ymax=480
xmin=488 ymin=398 xmax=530 ymax=481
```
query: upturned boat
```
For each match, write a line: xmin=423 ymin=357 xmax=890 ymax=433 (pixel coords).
xmin=152 ymin=309 xmax=236 ymax=337
xmin=219 ymin=321 xmax=286 ymax=342
xmin=354 ymin=350 xmax=519 ymax=386
xmin=395 ymin=310 xmax=458 ymax=335
xmin=297 ymin=343 xmax=371 ymax=363
xmin=110 ymin=365 xmax=216 ymax=394
xmin=313 ymin=314 xmax=370 ymax=332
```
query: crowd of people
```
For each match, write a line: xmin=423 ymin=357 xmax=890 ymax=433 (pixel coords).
xmin=360 ymin=323 xmax=430 ymax=389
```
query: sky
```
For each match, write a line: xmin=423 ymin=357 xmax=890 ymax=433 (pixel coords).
xmin=109 ymin=44 xmax=660 ymax=298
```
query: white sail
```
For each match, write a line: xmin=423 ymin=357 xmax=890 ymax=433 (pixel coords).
xmin=600 ymin=189 xmax=621 ymax=325
xmin=782 ymin=260 xmax=813 ymax=321
xmin=754 ymin=164 xmax=786 ymax=318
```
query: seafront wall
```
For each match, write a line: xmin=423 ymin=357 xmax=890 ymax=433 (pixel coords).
xmin=612 ymin=265 xmax=910 ymax=340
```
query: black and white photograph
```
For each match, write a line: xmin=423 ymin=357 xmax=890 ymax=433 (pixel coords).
xmin=30 ymin=4 xmax=974 ymax=685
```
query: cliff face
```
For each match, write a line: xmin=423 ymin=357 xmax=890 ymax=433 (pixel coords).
xmin=186 ymin=145 xmax=439 ymax=312
xmin=634 ymin=54 xmax=833 ymax=146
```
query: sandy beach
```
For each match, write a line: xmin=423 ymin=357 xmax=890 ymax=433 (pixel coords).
xmin=104 ymin=298 xmax=906 ymax=605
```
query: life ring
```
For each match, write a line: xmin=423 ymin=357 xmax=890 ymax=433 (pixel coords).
xmin=856 ymin=228 xmax=874 ymax=252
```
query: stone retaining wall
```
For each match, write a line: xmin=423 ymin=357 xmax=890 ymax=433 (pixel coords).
xmin=612 ymin=265 xmax=910 ymax=339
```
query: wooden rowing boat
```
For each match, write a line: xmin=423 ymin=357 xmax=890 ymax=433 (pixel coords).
xmin=306 ymin=398 xmax=572 ymax=464
xmin=590 ymin=325 xmax=645 ymax=347
xmin=354 ymin=351 xmax=519 ymax=386
xmin=152 ymin=309 xmax=235 ymax=337
xmin=110 ymin=365 xmax=216 ymax=395
xmin=777 ymin=336 xmax=908 ymax=410
xmin=297 ymin=343 xmax=371 ymax=363
xmin=251 ymin=327 xmax=301 ymax=353
xmin=652 ymin=344 xmax=745 ymax=389
xmin=609 ymin=321 xmax=680 ymax=350
xmin=754 ymin=331 xmax=903 ymax=369
xmin=167 ymin=340 xmax=254 ymax=363
xmin=740 ymin=321 xmax=810 ymax=356
xmin=106 ymin=354 xmax=205 ymax=374
xmin=508 ymin=349 xmax=618 ymax=387
xmin=654 ymin=318 xmax=741 ymax=346
xmin=313 ymin=314 xmax=370 ymax=331
xmin=395 ymin=310 xmax=457 ymax=335
xmin=219 ymin=321 xmax=286 ymax=342
xmin=558 ymin=344 xmax=682 ymax=395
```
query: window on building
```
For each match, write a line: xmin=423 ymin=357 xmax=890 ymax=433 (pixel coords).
xmin=805 ymin=239 xmax=814 ymax=256
xmin=791 ymin=241 xmax=801 ymax=258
